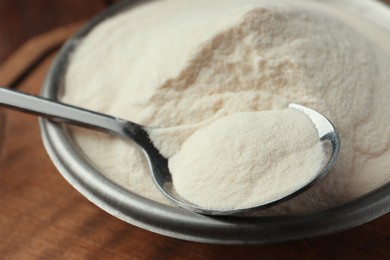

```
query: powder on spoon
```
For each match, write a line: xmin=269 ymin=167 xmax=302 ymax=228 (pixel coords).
xmin=168 ymin=109 xmax=325 ymax=209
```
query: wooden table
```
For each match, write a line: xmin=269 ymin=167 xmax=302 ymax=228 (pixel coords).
xmin=0 ymin=1 xmax=389 ymax=259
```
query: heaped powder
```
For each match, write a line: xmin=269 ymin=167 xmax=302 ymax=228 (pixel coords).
xmin=168 ymin=109 xmax=324 ymax=209
xmin=63 ymin=0 xmax=390 ymax=214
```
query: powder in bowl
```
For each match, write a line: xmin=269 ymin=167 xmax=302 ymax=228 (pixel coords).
xmin=63 ymin=0 xmax=390 ymax=214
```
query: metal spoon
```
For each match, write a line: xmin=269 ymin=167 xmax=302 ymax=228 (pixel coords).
xmin=0 ymin=87 xmax=340 ymax=216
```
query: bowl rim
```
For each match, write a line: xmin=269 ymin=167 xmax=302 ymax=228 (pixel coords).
xmin=40 ymin=0 xmax=390 ymax=244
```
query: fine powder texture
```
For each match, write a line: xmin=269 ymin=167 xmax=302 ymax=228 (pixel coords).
xmin=168 ymin=109 xmax=324 ymax=209
xmin=62 ymin=0 xmax=390 ymax=214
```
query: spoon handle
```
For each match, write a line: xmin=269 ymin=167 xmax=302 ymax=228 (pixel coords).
xmin=0 ymin=87 xmax=141 ymax=138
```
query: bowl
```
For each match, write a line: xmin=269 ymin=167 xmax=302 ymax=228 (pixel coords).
xmin=40 ymin=0 xmax=390 ymax=244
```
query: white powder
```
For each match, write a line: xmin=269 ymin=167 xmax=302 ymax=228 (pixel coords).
xmin=168 ymin=109 xmax=324 ymax=209
xmin=63 ymin=0 xmax=390 ymax=214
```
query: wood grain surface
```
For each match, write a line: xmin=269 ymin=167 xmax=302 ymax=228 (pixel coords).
xmin=0 ymin=1 xmax=389 ymax=259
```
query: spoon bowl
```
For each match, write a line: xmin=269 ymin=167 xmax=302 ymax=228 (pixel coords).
xmin=156 ymin=103 xmax=340 ymax=215
xmin=0 ymin=87 xmax=340 ymax=215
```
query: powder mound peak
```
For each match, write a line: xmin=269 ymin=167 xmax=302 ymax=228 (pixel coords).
xmin=160 ymin=6 xmax=310 ymax=95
